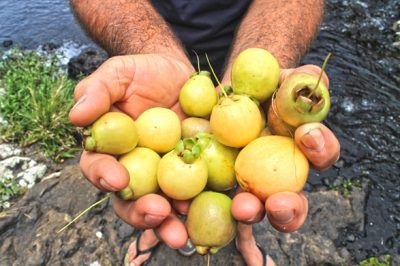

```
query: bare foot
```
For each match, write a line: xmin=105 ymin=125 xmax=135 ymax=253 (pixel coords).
xmin=125 ymin=229 xmax=160 ymax=266
xmin=236 ymin=223 xmax=276 ymax=266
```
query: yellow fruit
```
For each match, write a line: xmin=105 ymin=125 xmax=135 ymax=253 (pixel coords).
xmin=186 ymin=191 xmax=237 ymax=255
xmin=181 ymin=117 xmax=211 ymax=138
xmin=157 ymin=150 xmax=208 ymax=200
xmin=231 ymin=48 xmax=280 ymax=102
xmin=118 ymin=147 xmax=160 ymax=200
xmin=179 ymin=71 xmax=217 ymax=117
xmin=210 ymin=95 xmax=263 ymax=148
xmin=135 ymin=107 xmax=181 ymax=153
xmin=235 ymin=136 xmax=309 ymax=201
xmin=83 ymin=112 xmax=138 ymax=155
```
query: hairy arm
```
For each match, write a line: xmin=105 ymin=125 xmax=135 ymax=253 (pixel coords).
xmin=222 ymin=0 xmax=324 ymax=81
xmin=70 ymin=0 xmax=191 ymax=67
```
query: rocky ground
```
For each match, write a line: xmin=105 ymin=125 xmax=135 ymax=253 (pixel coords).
xmin=1 ymin=143 xmax=399 ymax=266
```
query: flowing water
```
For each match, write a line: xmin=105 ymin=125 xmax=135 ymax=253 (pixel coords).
xmin=303 ymin=0 xmax=400 ymax=261
xmin=1 ymin=0 xmax=399 ymax=262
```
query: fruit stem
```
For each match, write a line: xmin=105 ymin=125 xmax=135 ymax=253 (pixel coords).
xmin=307 ymin=52 xmax=332 ymax=98
xmin=57 ymin=194 xmax=111 ymax=234
xmin=192 ymin=50 xmax=201 ymax=73
xmin=205 ymin=53 xmax=228 ymax=98
xmin=84 ymin=136 xmax=96 ymax=151
xmin=207 ymin=253 xmax=211 ymax=266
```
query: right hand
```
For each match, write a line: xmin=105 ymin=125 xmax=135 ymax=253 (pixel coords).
xmin=69 ymin=54 xmax=194 ymax=249
xmin=231 ymin=64 xmax=340 ymax=232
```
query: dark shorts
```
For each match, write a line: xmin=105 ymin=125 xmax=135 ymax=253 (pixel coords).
xmin=152 ymin=0 xmax=251 ymax=77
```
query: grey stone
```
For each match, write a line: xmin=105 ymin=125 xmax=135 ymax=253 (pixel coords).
xmin=0 ymin=155 xmax=47 ymax=191
xmin=0 ymin=144 xmax=22 ymax=160
xmin=16 ymin=164 xmax=47 ymax=188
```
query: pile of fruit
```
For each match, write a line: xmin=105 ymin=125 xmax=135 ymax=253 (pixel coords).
xmin=82 ymin=48 xmax=331 ymax=255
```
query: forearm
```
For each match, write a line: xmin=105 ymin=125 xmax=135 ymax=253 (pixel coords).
xmin=70 ymin=0 xmax=191 ymax=66
xmin=222 ymin=0 xmax=324 ymax=81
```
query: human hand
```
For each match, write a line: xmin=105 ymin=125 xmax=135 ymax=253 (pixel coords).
xmin=69 ymin=54 xmax=194 ymax=248
xmin=231 ymin=64 xmax=340 ymax=232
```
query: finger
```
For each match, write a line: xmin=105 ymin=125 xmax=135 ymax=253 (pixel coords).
xmin=112 ymin=194 xmax=171 ymax=229
xmin=279 ymin=68 xmax=295 ymax=84
xmin=172 ymin=199 xmax=192 ymax=215
xmin=296 ymin=64 xmax=330 ymax=88
xmin=232 ymin=192 xmax=265 ymax=224
xmin=265 ymin=192 xmax=308 ymax=233
xmin=280 ymin=65 xmax=329 ymax=88
xmin=294 ymin=123 xmax=340 ymax=171
xmin=170 ymin=101 xmax=188 ymax=120
xmin=156 ymin=213 xmax=188 ymax=249
xmin=69 ymin=56 xmax=134 ymax=127
xmin=79 ymin=150 xmax=129 ymax=192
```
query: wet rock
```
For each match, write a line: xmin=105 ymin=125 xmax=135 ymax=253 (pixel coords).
xmin=68 ymin=48 xmax=108 ymax=79
xmin=40 ymin=42 xmax=60 ymax=52
xmin=2 ymin=40 xmax=13 ymax=48
xmin=0 ymin=165 xmax=134 ymax=266
xmin=0 ymin=164 xmax=376 ymax=266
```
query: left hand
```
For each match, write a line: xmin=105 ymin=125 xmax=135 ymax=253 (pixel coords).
xmin=231 ymin=64 xmax=341 ymax=232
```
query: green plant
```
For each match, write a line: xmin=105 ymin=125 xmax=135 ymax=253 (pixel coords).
xmin=0 ymin=48 xmax=80 ymax=162
xmin=359 ymin=255 xmax=392 ymax=266
xmin=0 ymin=176 xmax=24 ymax=210
xmin=332 ymin=179 xmax=362 ymax=197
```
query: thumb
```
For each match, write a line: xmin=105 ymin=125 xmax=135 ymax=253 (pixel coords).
xmin=69 ymin=56 xmax=134 ymax=127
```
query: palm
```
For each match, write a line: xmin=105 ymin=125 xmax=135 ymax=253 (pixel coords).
xmin=110 ymin=54 xmax=194 ymax=119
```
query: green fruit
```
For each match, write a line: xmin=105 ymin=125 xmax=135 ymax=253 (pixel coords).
xmin=157 ymin=150 xmax=208 ymax=200
xmin=83 ymin=112 xmax=138 ymax=155
xmin=275 ymin=72 xmax=330 ymax=127
xmin=179 ymin=71 xmax=217 ymax=117
xmin=231 ymin=48 xmax=280 ymax=102
xmin=181 ymin=117 xmax=211 ymax=138
xmin=118 ymin=147 xmax=160 ymax=200
xmin=196 ymin=133 xmax=239 ymax=191
xmin=186 ymin=191 xmax=237 ymax=254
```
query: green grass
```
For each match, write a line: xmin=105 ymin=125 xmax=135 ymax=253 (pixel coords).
xmin=0 ymin=48 xmax=81 ymax=162
xmin=359 ymin=255 xmax=392 ymax=266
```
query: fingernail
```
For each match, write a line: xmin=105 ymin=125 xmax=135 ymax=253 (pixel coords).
xmin=130 ymin=263 xmax=135 ymax=266
xmin=99 ymin=178 xmax=116 ymax=191
xmin=72 ymin=94 xmax=87 ymax=110
xmin=245 ymin=216 xmax=258 ymax=223
xmin=301 ymin=128 xmax=325 ymax=151
xmin=269 ymin=209 xmax=294 ymax=224
xmin=144 ymin=214 xmax=165 ymax=227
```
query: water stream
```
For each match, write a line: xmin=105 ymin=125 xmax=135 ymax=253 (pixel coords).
xmin=0 ymin=0 xmax=399 ymax=262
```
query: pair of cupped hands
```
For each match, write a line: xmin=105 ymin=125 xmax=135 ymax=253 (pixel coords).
xmin=69 ymin=54 xmax=340 ymax=249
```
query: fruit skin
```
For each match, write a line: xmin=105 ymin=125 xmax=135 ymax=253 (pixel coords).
xmin=231 ymin=48 xmax=280 ymax=102
xmin=210 ymin=95 xmax=263 ymax=148
xmin=179 ymin=71 xmax=217 ymax=117
xmin=181 ymin=117 xmax=211 ymax=138
xmin=84 ymin=112 xmax=138 ymax=155
xmin=267 ymin=102 xmax=295 ymax=137
xmin=235 ymin=136 xmax=309 ymax=202
xmin=118 ymin=147 xmax=160 ymax=200
xmin=198 ymin=134 xmax=239 ymax=191
xmin=135 ymin=107 xmax=181 ymax=153
xmin=186 ymin=191 xmax=237 ymax=254
xmin=275 ymin=72 xmax=330 ymax=128
xmin=157 ymin=150 xmax=208 ymax=200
